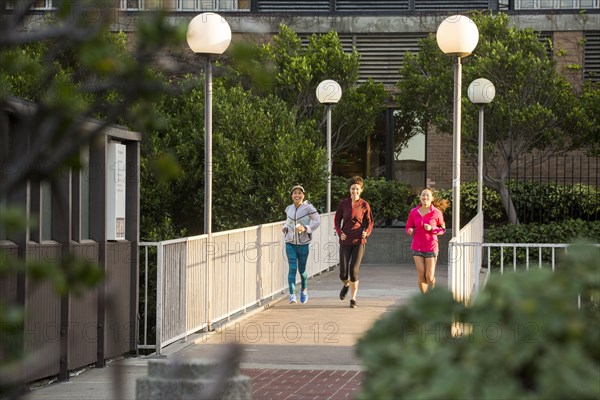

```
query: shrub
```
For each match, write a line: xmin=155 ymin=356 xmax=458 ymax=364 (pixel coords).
xmin=508 ymin=181 xmax=600 ymax=223
xmin=436 ymin=182 xmax=504 ymax=226
xmin=437 ymin=181 xmax=600 ymax=228
xmin=485 ymin=219 xmax=600 ymax=269
xmin=330 ymin=176 xmax=411 ymax=227
xmin=356 ymin=243 xmax=600 ymax=400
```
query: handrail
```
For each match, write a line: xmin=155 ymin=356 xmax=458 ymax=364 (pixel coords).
xmin=138 ymin=213 xmax=339 ymax=354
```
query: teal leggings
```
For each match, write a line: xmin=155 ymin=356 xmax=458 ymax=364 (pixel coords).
xmin=286 ymin=243 xmax=309 ymax=295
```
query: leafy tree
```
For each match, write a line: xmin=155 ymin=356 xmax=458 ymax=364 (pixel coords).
xmin=227 ymin=24 xmax=387 ymax=159
xmin=1 ymin=0 xmax=184 ymax=394
xmin=396 ymin=12 xmax=596 ymax=224
xmin=579 ymin=81 xmax=600 ymax=156
xmin=143 ymin=77 xmax=327 ymax=234
xmin=0 ymin=2 xmax=186 ymax=195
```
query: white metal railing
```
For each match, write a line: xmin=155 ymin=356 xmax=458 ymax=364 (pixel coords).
xmin=482 ymin=242 xmax=600 ymax=273
xmin=138 ymin=213 xmax=338 ymax=354
xmin=448 ymin=227 xmax=600 ymax=306
xmin=448 ymin=212 xmax=484 ymax=304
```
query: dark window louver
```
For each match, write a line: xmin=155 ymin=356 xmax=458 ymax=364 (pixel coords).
xmin=413 ymin=0 xmax=491 ymax=11
xmin=538 ymin=32 xmax=553 ymax=59
xmin=584 ymin=32 xmax=600 ymax=82
xmin=255 ymin=0 xmax=495 ymax=13
xmin=256 ymin=0 xmax=330 ymax=12
xmin=300 ymin=33 xmax=426 ymax=85
xmin=335 ymin=0 xmax=410 ymax=11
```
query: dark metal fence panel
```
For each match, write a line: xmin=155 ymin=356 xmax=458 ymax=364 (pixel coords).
xmin=68 ymin=242 xmax=99 ymax=371
xmin=24 ymin=243 xmax=62 ymax=382
xmin=104 ymin=241 xmax=136 ymax=359
xmin=0 ymin=243 xmax=19 ymax=303
xmin=509 ymin=154 xmax=600 ymax=224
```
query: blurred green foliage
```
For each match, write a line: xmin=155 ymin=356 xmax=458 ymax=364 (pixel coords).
xmin=357 ymin=243 xmax=600 ymax=399
xmin=1 ymin=1 xmax=184 ymax=394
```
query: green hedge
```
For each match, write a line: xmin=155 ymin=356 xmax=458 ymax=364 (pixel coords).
xmin=436 ymin=182 xmax=504 ymax=224
xmin=331 ymin=176 xmax=411 ymax=227
xmin=437 ymin=181 xmax=600 ymax=226
xmin=487 ymin=219 xmax=600 ymax=244
xmin=509 ymin=182 xmax=600 ymax=223
xmin=484 ymin=219 xmax=600 ymax=269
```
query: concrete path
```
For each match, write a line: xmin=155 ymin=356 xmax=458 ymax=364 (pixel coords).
xmin=23 ymin=263 xmax=447 ymax=400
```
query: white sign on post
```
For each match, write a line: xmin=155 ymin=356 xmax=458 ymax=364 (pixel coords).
xmin=107 ymin=142 xmax=126 ymax=241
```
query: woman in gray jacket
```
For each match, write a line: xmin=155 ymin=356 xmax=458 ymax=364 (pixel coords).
xmin=283 ymin=185 xmax=321 ymax=304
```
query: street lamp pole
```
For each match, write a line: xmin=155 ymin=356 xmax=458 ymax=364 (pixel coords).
xmin=316 ymin=80 xmax=342 ymax=213
xmin=187 ymin=13 xmax=231 ymax=329
xmin=187 ymin=13 xmax=231 ymax=236
xmin=204 ymin=56 xmax=213 ymax=236
xmin=468 ymin=78 xmax=496 ymax=214
xmin=326 ymin=104 xmax=332 ymax=212
xmin=452 ymin=56 xmax=463 ymax=234
xmin=436 ymin=15 xmax=479 ymax=238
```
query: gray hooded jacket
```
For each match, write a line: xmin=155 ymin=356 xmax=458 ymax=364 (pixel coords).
xmin=283 ymin=201 xmax=321 ymax=245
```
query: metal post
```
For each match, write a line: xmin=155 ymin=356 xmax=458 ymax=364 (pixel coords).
xmin=205 ymin=56 xmax=212 ymax=237
xmin=204 ymin=56 xmax=213 ymax=330
xmin=477 ymin=105 xmax=484 ymax=214
xmin=452 ymin=56 xmax=462 ymax=237
xmin=326 ymin=105 xmax=332 ymax=213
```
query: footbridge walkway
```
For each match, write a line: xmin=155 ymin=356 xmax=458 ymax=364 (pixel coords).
xmin=25 ymin=263 xmax=437 ymax=400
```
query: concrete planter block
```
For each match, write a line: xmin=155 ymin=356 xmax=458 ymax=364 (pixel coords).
xmin=136 ymin=359 xmax=251 ymax=400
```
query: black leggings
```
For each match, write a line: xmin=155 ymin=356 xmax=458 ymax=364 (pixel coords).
xmin=339 ymin=244 xmax=366 ymax=282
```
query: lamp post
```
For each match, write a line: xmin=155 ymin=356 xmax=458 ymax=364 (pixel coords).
xmin=468 ymin=78 xmax=495 ymax=214
xmin=436 ymin=15 xmax=479 ymax=238
xmin=316 ymin=79 xmax=342 ymax=213
xmin=187 ymin=13 xmax=231 ymax=237
xmin=187 ymin=13 xmax=231 ymax=330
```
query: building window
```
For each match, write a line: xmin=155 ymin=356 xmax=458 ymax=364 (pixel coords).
xmin=394 ymin=131 xmax=426 ymax=190
xmin=364 ymin=110 xmax=426 ymax=188
xmin=120 ymin=0 xmax=240 ymax=10
xmin=515 ymin=0 xmax=598 ymax=8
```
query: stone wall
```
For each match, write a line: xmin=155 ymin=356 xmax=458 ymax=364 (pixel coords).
xmin=362 ymin=228 xmax=452 ymax=264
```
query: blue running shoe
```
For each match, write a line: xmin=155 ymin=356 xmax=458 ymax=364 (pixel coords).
xmin=300 ymin=290 xmax=308 ymax=304
xmin=289 ymin=294 xmax=297 ymax=303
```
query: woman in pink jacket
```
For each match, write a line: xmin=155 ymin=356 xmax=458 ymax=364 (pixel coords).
xmin=406 ymin=188 xmax=448 ymax=293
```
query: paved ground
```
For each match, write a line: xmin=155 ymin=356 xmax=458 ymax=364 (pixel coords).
xmin=23 ymin=263 xmax=448 ymax=400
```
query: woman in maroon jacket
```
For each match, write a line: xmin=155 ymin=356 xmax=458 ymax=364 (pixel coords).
xmin=334 ymin=176 xmax=374 ymax=308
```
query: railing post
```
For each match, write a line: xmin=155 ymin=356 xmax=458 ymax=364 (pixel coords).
xmin=156 ymin=243 xmax=163 ymax=356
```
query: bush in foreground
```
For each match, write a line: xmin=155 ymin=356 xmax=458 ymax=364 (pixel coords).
xmin=356 ymin=243 xmax=600 ymax=399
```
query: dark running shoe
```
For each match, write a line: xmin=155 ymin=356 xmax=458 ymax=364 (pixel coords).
xmin=350 ymin=299 xmax=357 ymax=308
xmin=339 ymin=285 xmax=349 ymax=300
